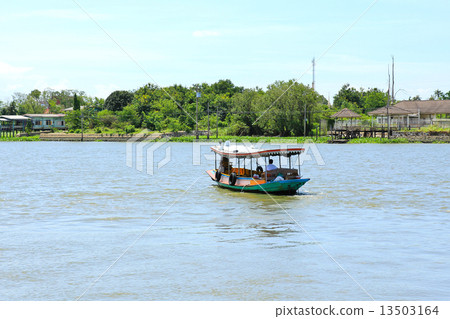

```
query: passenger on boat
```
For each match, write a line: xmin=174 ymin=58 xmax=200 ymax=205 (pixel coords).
xmin=273 ymin=173 xmax=284 ymax=182
xmin=219 ymin=157 xmax=231 ymax=174
xmin=266 ymin=159 xmax=278 ymax=171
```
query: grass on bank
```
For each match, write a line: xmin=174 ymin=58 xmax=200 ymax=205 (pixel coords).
xmin=169 ymin=135 xmax=332 ymax=143
xmin=348 ymin=137 xmax=410 ymax=144
xmin=401 ymin=125 xmax=450 ymax=133
xmin=0 ymin=135 xmax=40 ymax=142
xmin=0 ymin=135 xmax=437 ymax=144
xmin=64 ymin=127 xmax=150 ymax=135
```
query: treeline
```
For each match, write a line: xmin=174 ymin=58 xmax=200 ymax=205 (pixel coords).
xmin=94 ymin=80 xmax=329 ymax=136
xmin=0 ymin=89 xmax=104 ymax=115
xmin=333 ymin=84 xmax=450 ymax=114
xmin=1 ymin=80 xmax=449 ymax=136
xmin=1 ymin=80 xmax=330 ymax=136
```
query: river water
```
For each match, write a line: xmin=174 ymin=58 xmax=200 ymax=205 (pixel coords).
xmin=0 ymin=141 xmax=449 ymax=300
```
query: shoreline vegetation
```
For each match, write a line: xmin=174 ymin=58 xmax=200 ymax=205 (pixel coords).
xmin=1 ymin=132 xmax=448 ymax=143
xmin=1 ymin=81 xmax=449 ymax=145
xmin=0 ymin=135 xmax=40 ymax=142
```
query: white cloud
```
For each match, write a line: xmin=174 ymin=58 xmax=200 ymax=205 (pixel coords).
xmin=192 ymin=30 xmax=220 ymax=38
xmin=0 ymin=61 xmax=32 ymax=76
xmin=6 ymin=84 xmax=23 ymax=91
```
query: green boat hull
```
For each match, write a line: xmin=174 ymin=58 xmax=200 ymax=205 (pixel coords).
xmin=216 ymin=178 xmax=310 ymax=195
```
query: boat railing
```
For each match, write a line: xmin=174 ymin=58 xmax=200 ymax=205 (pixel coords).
xmin=225 ymin=167 xmax=299 ymax=181
xmin=262 ymin=168 xmax=299 ymax=181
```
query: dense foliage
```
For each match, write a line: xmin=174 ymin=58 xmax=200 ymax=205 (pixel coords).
xmin=104 ymin=90 xmax=133 ymax=112
xmin=1 ymin=80 xmax=448 ymax=136
xmin=73 ymin=93 xmax=81 ymax=111
xmin=333 ymin=84 xmax=389 ymax=114
xmin=123 ymin=79 xmax=328 ymax=136
xmin=0 ymin=89 xmax=103 ymax=115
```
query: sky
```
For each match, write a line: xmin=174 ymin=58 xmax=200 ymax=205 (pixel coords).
xmin=1 ymin=0 xmax=449 ymax=103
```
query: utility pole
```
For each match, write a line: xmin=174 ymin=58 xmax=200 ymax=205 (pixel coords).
xmin=392 ymin=56 xmax=395 ymax=102
xmin=312 ymin=57 xmax=315 ymax=91
xmin=387 ymin=69 xmax=391 ymax=139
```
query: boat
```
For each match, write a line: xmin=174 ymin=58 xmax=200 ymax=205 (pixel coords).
xmin=206 ymin=142 xmax=310 ymax=195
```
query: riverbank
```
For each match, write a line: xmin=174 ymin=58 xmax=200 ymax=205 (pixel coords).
xmin=347 ymin=137 xmax=448 ymax=144
xmin=1 ymin=132 xmax=449 ymax=143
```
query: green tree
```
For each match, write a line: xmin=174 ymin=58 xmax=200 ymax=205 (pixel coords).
xmin=333 ymin=84 xmax=364 ymax=109
xmin=30 ymin=89 xmax=41 ymax=100
xmin=18 ymin=96 xmax=45 ymax=114
xmin=48 ymin=99 xmax=63 ymax=114
xmin=65 ymin=110 xmax=81 ymax=130
xmin=47 ymin=90 xmax=86 ymax=109
xmin=73 ymin=93 xmax=80 ymax=111
xmin=210 ymin=92 xmax=233 ymax=122
xmin=362 ymin=88 xmax=389 ymax=113
xmin=409 ymin=95 xmax=421 ymax=101
xmin=444 ymin=91 xmax=450 ymax=100
xmin=431 ymin=90 xmax=444 ymax=100
xmin=97 ymin=110 xmax=118 ymax=128
xmin=143 ymin=111 xmax=164 ymax=131
xmin=118 ymin=104 xmax=140 ymax=127
xmin=257 ymin=80 xmax=320 ymax=136
xmin=166 ymin=118 xmax=187 ymax=132
xmin=104 ymin=90 xmax=133 ymax=112
xmin=65 ymin=108 xmax=92 ymax=130
xmin=159 ymin=99 xmax=187 ymax=131
xmin=25 ymin=119 xmax=33 ymax=135
xmin=81 ymin=106 xmax=99 ymax=129
xmin=230 ymin=89 xmax=263 ymax=135
xmin=92 ymin=97 xmax=105 ymax=110
xmin=211 ymin=79 xmax=244 ymax=96
xmin=1 ymin=101 xmax=18 ymax=115
xmin=133 ymin=83 xmax=162 ymax=115
xmin=432 ymin=90 xmax=450 ymax=100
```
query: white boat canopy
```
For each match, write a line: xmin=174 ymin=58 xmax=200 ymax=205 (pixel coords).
xmin=211 ymin=143 xmax=304 ymax=159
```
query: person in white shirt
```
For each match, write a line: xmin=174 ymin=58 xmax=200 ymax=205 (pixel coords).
xmin=266 ymin=159 xmax=278 ymax=171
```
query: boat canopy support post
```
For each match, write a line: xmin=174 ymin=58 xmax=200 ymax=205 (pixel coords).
xmin=238 ymin=158 xmax=240 ymax=176
xmin=265 ymin=157 xmax=268 ymax=182
xmin=298 ymin=154 xmax=301 ymax=177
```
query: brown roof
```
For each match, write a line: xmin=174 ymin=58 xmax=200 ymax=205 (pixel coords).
xmin=368 ymin=105 xmax=411 ymax=116
xmin=393 ymin=100 xmax=450 ymax=115
xmin=331 ymin=108 xmax=361 ymax=118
